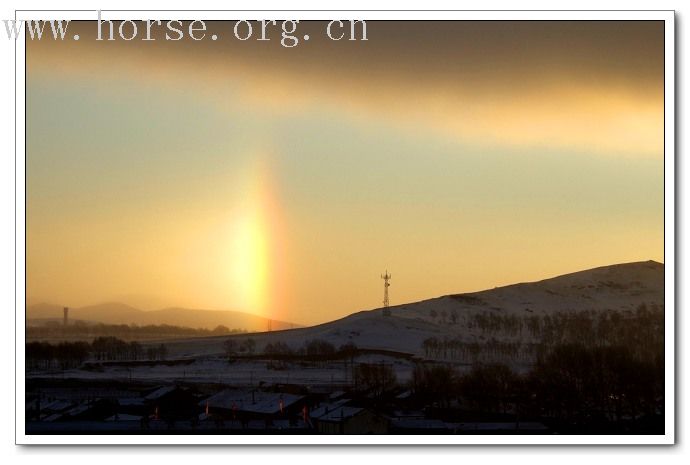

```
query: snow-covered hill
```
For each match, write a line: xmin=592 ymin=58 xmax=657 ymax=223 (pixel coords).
xmin=163 ymin=260 xmax=664 ymax=359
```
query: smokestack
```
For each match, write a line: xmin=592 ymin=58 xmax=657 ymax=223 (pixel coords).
xmin=63 ymin=307 xmax=69 ymax=326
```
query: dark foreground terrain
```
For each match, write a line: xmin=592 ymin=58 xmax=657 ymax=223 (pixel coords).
xmin=26 ymin=339 xmax=664 ymax=435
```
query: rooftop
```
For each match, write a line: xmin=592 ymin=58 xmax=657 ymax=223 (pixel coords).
xmin=144 ymin=386 xmax=177 ymax=401
xmin=200 ymin=389 xmax=304 ymax=415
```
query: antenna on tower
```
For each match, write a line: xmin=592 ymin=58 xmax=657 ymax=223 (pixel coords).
xmin=381 ymin=271 xmax=391 ymax=316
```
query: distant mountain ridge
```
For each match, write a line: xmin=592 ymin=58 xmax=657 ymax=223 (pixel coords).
xmin=26 ymin=302 xmax=300 ymax=331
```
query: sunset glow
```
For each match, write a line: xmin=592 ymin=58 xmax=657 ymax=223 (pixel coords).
xmin=26 ymin=21 xmax=664 ymax=325
xmin=228 ymin=159 xmax=278 ymax=318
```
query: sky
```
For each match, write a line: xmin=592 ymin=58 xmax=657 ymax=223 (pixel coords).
xmin=26 ymin=20 xmax=665 ymax=325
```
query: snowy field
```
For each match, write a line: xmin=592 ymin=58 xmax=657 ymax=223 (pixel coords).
xmin=27 ymin=354 xmax=418 ymax=385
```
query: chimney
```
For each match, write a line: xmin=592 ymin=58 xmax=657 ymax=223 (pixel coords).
xmin=63 ymin=307 xmax=69 ymax=326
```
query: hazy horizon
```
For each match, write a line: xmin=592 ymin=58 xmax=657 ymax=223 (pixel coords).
xmin=27 ymin=258 xmax=664 ymax=327
xmin=27 ymin=21 xmax=664 ymax=325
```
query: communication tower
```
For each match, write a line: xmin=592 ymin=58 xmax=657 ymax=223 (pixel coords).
xmin=381 ymin=271 xmax=391 ymax=316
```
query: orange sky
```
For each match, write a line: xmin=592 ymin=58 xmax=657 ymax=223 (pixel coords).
xmin=26 ymin=21 xmax=664 ymax=325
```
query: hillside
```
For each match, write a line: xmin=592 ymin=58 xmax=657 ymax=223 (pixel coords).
xmin=160 ymin=260 xmax=664 ymax=359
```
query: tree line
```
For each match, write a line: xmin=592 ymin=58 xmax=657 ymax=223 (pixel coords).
xmin=224 ymin=337 xmax=358 ymax=360
xmin=222 ymin=338 xmax=360 ymax=370
xmin=422 ymin=304 xmax=663 ymax=365
xmin=26 ymin=337 xmax=169 ymax=370
xmin=28 ymin=322 xmax=246 ymax=342
xmin=410 ymin=342 xmax=663 ymax=430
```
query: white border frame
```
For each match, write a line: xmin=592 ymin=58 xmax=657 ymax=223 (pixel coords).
xmin=14 ymin=9 xmax=676 ymax=446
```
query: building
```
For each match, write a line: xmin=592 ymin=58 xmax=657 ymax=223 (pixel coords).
xmin=143 ymin=385 xmax=198 ymax=421
xmin=311 ymin=399 xmax=388 ymax=434
xmin=199 ymin=389 xmax=305 ymax=423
